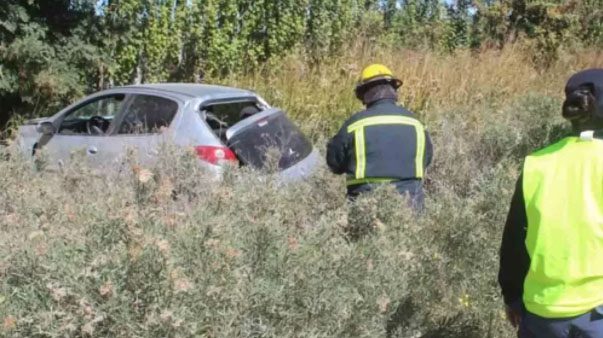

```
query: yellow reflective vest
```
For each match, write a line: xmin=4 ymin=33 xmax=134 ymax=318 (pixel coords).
xmin=522 ymin=136 xmax=603 ymax=318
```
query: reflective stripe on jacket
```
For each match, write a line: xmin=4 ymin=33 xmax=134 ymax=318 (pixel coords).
xmin=326 ymin=99 xmax=433 ymax=186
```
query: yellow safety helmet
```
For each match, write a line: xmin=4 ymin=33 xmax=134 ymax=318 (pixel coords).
xmin=355 ymin=64 xmax=402 ymax=99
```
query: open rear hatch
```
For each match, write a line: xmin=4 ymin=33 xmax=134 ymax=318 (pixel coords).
xmin=225 ymin=108 xmax=313 ymax=170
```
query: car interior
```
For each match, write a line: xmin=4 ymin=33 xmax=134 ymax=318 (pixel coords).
xmin=202 ymin=100 xmax=263 ymax=141
xmin=58 ymin=94 xmax=126 ymax=135
xmin=57 ymin=94 xmax=178 ymax=136
xmin=117 ymin=95 xmax=178 ymax=134
xmin=59 ymin=116 xmax=113 ymax=135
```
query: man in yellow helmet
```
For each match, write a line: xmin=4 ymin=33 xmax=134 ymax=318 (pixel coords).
xmin=326 ymin=64 xmax=433 ymax=209
xmin=499 ymin=69 xmax=603 ymax=337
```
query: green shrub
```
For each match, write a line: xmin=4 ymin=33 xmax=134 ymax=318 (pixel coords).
xmin=1 ymin=94 xmax=571 ymax=337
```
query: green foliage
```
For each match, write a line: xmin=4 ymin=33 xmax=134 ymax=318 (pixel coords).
xmin=567 ymin=0 xmax=603 ymax=47
xmin=0 ymin=93 xmax=569 ymax=336
xmin=103 ymin=0 xmax=146 ymax=84
xmin=391 ymin=0 xmax=444 ymax=49
xmin=1 ymin=0 xmax=602 ymax=129
xmin=0 ymin=0 xmax=101 ymax=127
xmin=102 ymin=0 xmax=352 ymax=79
xmin=472 ymin=1 xmax=576 ymax=68
xmin=441 ymin=0 xmax=473 ymax=52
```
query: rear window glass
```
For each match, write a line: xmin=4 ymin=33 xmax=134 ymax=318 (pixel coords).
xmin=117 ymin=95 xmax=178 ymax=134
xmin=203 ymin=100 xmax=261 ymax=127
xmin=227 ymin=111 xmax=313 ymax=170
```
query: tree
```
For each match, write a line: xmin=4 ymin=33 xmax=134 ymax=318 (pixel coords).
xmin=473 ymin=1 xmax=572 ymax=68
xmin=3 ymin=0 xmax=603 ymax=132
xmin=306 ymin=0 xmax=361 ymax=65
xmin=568 ymin=0 xmax=603 ymax=47
xmin=0 ymin=0 xmax=100 ymax=127
xmin=391 ymin=0 xmax=444 ymax=49
xmin=441 ymin=0 xmax=473 ymax=51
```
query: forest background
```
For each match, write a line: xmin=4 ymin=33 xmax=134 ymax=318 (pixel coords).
xmin=1 ymin=0 xmax=602 ymax=131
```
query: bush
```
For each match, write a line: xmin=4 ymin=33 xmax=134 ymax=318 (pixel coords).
xmin=0 ymin=48 xmax=580 ymax=337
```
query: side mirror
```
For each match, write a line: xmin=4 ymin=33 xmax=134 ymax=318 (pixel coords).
xmin=37 ymin=121 xmax=56 ymax=135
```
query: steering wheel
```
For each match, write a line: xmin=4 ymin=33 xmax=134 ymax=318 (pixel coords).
xmin=86 ymin=115 xmax=109 ymax=135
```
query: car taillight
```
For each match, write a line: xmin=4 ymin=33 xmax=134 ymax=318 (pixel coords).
xmin=194 ymin=146 xmax=238 ymax=165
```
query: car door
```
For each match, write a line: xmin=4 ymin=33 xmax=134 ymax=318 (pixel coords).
xmin=40 ymin=94 xmax=128 ymax=168
xmin=103 ymin=93 xmax=181 ymax=168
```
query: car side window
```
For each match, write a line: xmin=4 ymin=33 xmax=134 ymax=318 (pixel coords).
xmin=59 ymin=94 xmax=126 ymax=135
xmin=117 ymin=95 xmax=178 ymax=134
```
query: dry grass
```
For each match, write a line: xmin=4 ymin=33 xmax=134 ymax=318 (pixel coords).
xmin=222 ymin=46 xmax=603 ymax=134
xmin=1 ymin=46 xmax=602 ymax=337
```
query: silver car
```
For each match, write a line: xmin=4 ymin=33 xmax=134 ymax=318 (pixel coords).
xmin=17 ymin=83 xmax=319 ymax=181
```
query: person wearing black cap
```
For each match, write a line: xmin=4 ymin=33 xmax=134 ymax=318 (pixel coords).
xmin=326 ymin=64 xmax=433 ymax=210
xmin=499 ymin=69 xmax=603 ymax=338
xmin=239 ymin=105 xmax=260 ymax=120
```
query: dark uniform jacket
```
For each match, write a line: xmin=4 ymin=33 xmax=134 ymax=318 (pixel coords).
xmin=326 ymin=99 xmax=433 ymax=196
xmin=498 ymin=175 xmax=530 ymax=306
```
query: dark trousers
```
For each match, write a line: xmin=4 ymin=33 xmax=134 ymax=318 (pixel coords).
xmin=347 ymin=179 xmax=425 ymax=211
xmin=520 ymin=309 xmax=603 ymax=338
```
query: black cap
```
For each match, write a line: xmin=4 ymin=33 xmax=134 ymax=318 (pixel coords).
xmin=565 ymin=69 xmax=603 ymax=117
xmin=240 ymin=106 xmax=260 ymax=119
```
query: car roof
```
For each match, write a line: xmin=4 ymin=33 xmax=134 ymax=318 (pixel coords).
xmin=116 ymin=83 xmax=257 ymax=100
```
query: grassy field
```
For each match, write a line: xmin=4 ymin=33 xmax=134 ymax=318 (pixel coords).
xmin=1 ymin=46 xmax=603 ymax=337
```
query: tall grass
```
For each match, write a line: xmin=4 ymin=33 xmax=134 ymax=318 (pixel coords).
xmin=1 ymin=46 xmax=602 ymax=337
xmin=222 ymin=46 xmax=602 ymax=135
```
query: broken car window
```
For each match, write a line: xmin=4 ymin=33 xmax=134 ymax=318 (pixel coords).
xmin=202 ymin=100 xmax=262 ymax=141
xmin=204 ymin=101 xmax=262 ymax=127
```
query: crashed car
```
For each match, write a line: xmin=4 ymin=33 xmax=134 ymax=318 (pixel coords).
xmin=17 ymin=83 xmax=319 ymax=181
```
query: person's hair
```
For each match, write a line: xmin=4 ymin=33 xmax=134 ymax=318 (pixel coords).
xmin=359 ymin=82 xmax=398 ymax=105
xmin=240 ymin=105 xmax=260 ymax=119
xmin=562 ymin=84 xmax=596 ymax=122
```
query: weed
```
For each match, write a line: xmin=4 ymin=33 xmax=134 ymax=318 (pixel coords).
xmin=1 ymin=47 xmax=601 ymax=337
